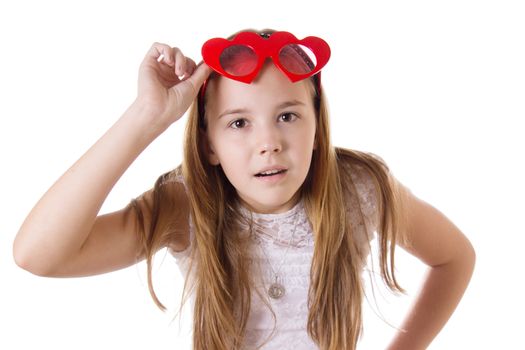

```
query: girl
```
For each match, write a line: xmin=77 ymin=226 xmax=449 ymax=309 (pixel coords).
xmin=13 ymin=29 xmax=475 ymax=349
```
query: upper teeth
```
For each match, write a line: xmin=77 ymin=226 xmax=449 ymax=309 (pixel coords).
xmin=260 ymin=169 xmax=281 ymax=175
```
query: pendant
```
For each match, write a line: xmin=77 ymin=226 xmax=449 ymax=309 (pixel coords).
xmin=268 ymin=282 xmax=285 ymax=299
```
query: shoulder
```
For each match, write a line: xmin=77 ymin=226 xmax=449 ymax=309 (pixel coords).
xmin=150 ymin=167 xmax=189 ymax=206
xmin=138 ymin=167 xmax=191 ymax=252
xmin=336 ymin=148 xmax=383 ymax=225
xmin=157 ymin=166 xmax=187 ymax=189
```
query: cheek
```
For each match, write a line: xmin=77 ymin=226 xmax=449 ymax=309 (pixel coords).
xmin=215 ymin=139 xmax=248 ymax=170
xmin=291 ymin=129 xmax=316 ymax=166
xmin=298 ymin=121 xmax=317 ymax=150
xmin=304 ymin=125 xmax=317 ymax=163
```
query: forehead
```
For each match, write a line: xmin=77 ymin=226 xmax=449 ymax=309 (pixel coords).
xmin=206 ymin=61 xmax=315 ymax=117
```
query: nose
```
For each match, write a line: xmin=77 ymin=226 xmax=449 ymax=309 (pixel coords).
xmin=257 ymin=124 xmax=282 ymax=155
xmin=260 ymin=142 xmax=281 ymax=155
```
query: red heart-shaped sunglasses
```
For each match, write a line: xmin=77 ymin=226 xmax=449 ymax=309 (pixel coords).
xmin=201 ymin=31 xmax=331 ymax=84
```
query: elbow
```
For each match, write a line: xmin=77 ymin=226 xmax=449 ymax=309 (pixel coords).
xmin=462 ymin=234 xmax=476 ymax=268
xmin=466 ymin=238 xmax=476 ymax=273
xmin=14 ymin=254 xmax=55 ymax=277
xmin=13 ymin=249 xmax=44 ymax=277
xmin=453 ymin=235 xmax=476 ymax=280
xmin=458 ymin=237 xmax=476 ymax=292
xmin=433 ymin=235 xmax=476 ymax=277
xmin=13 ymin=235 xmax=54 ymax=277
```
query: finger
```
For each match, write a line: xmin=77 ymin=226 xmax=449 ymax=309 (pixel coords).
xmin=173 ymin=49 xmax=187 ymax=77
xmin=145 ymin=42 xmax=176 ymax=67
xmin=168 ymin=62 xmax=211 ymax=104
xmin=185 ymin=62 xmax=212 ymax=91
xmin=180 ymin=58 xmax=197 ymax=80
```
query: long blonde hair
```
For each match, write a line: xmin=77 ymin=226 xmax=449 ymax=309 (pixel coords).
xmin=127 ymin=29 xmax=408 ymax=350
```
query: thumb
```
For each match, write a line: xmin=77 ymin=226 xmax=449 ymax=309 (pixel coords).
xmin=181 ymin=62 xmax=213 ymax=97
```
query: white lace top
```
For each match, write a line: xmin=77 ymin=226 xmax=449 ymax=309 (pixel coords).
xmin=169 ymin=164 xmax=379 ymax=349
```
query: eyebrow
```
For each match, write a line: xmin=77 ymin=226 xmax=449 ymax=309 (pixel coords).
xmin=217 ymin=100 xmax=306 ymax=119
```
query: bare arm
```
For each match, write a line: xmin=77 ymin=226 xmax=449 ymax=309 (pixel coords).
xmin=13 ymin=43 xmax=211 ymax=277
xmin=14 ymin=103 xmax=156 ymax=276
xmin=386 ymin=185 xmax=476 ymax=349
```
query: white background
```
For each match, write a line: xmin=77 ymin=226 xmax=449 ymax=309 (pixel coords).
xmin=1 ymin=0 xmax=523 ymax=348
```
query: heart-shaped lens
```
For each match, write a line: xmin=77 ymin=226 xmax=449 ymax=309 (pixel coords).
xmin=278 ymin=44 xmax=317 ymax=75
xmin=219 ymin=45 xmax=258 ymax=77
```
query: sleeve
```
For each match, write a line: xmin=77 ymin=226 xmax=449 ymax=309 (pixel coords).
xmin=165 ymin=173 xmax=194 ymax=260
xmin=346 ymin=163 xmax=380 ymax=266
xmin=349 ymin=163 xmax=380 ymax=237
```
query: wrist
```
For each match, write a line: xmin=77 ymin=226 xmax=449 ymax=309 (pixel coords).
xmin=126 ymin=98 xmax=172 ymax=139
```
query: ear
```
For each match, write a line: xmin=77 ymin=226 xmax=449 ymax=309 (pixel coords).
xmin=200 ymin=129 xmax=220 ymax=165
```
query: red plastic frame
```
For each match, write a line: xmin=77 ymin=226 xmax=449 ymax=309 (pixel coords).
xmin=201 ymin=31 xmax=331 ymax=83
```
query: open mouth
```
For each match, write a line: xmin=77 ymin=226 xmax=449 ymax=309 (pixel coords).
xmin=255 ymin=169 xmax=287 ymax=177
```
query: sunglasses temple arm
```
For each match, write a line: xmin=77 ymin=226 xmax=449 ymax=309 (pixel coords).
xmin=198 ymin=79 xmax=208 ymax=119
xmin=316 ymin=72 xmax=322 ymax=96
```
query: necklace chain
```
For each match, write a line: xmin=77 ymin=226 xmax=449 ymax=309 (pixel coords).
xmin=250 ymin=209 xmax=300 ymax=299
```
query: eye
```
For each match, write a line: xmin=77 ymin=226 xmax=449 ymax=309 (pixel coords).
xmin=279 ymin=112 xmax=298 ymax=123
xmin=229 ymin=118 xmax=247 ymax=129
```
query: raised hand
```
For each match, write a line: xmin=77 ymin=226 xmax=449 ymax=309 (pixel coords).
xmin=136 ymin=42 xmax=211 ymax=130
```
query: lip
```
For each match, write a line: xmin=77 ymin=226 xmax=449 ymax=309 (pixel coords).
xmin=253 ymin=165 xmax=289 ymax=184
xmin=254 ymin=165 xmax=288 ymax=176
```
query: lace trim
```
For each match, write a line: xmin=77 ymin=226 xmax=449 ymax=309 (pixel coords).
xmin=236 ymin=200 xmax=314 ymax=249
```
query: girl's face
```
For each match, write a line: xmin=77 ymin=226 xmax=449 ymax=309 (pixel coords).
xmin=204 ymin=62 xmax=317 ymax=214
